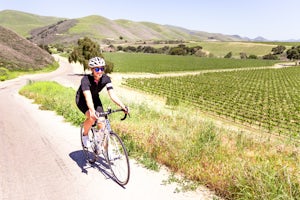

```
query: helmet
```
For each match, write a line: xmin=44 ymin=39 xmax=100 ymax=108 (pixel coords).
xmin=88 ymin=57 xmax=105 ymax=68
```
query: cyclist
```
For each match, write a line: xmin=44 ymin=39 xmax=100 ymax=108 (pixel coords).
xmin=76 ymin=57 xmax=128 ymax=148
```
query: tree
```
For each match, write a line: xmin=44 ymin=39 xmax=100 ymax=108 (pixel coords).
xmin=224 ymin=52 xmax=232 ymax=58
xmin=271 ymin=45 xmax=286 ymax=55
xmin=68 ymin=37 xmax=114 ymax=73
xmin=286 ymin=46 xmax=300 ymax=65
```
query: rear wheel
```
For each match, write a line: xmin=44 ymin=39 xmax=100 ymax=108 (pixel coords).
xmin=80 ymin=124 xmax=96 ymax=163
xmin=105 ymin=132 xmax=130 ymax=185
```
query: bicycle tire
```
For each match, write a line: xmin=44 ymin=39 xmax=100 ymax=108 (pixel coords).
xmin=80 ymin=124 xmax=97 ymax=164
xmin=105 ymin=132 xmax=130 ymax=185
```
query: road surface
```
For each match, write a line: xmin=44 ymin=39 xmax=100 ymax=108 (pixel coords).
xmin=0 ymin=55 xmax=217 ymax=200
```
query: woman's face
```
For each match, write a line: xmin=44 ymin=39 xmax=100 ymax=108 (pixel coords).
xmin=92 ymin=66 xmax=105 ymax=79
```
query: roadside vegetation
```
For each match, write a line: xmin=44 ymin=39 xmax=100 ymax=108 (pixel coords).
xmin=0 ymin=62 xmax=59 ymax=81
xmin=19 ymin=81 xmax=300 ymax=199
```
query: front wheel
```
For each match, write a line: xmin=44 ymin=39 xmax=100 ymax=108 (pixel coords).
xmin=105 ymin=132 xmax=130 ymax=185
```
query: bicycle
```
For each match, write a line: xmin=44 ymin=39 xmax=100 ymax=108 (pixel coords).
xmin=80 ymin=107 xmax=130 ymax=185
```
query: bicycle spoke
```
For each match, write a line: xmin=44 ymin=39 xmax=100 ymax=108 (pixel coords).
xmin=106 ymin=132 xmax=130 ymax=185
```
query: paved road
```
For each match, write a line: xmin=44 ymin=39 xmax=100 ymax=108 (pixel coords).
xmin=0 ymin=55 xmax=215 ymax=200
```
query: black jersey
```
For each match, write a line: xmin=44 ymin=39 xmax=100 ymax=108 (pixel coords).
xmin=76 ymin=74 xmax=113 ymax=113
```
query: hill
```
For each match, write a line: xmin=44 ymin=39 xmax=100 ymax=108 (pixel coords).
xmin=32 ymin=15 xmax=250 ymax=45
xmin=0 ymin=10 xmax=65 ymax=37
xmin=0 ymin=10 xmax=251 ymax=46
xmin=0 ymin=25 xmax=54 ymax=71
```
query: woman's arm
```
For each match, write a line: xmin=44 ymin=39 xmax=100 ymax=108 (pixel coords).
xmin=83 ymin=90 xmax=97 ymax=118
xmin=107 ymin=89 xmax=128 ymax=112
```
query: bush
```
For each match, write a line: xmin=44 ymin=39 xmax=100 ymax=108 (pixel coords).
xmin=263 ymin=53 xmax=278 ymax=60
xmin=224 ymin=52 xmax=232 ymax=58
xmin=248 ymin=54 xmax=258 ymax=59
xmin=0 ymin=67 xmax=9 ymax=81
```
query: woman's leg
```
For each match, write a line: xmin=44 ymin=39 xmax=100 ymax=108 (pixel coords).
xmin=83 ymin=110 xmax=96 ymax=136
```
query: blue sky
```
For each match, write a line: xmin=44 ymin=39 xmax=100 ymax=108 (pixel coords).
xmin=0 ymin=0 xmax=299 ymax=41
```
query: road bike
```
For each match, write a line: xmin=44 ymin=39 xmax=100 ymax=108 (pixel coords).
xmin=80 ymin=107 xmax=130 ymax=185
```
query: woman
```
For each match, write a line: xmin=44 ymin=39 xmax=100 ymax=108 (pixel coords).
xmin=76 ymin=57 xmax=128 ymax=147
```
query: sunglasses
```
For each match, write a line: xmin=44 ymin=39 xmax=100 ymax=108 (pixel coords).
xmin=94 ymin=67 xmax=105 ymax=72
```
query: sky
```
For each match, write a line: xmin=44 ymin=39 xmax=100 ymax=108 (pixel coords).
xmin=0 ymin=0 xmax=299 ymax=41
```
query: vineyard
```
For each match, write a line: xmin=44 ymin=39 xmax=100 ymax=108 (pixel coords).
xmin=124 ymin=66 xmax=300 ymax=139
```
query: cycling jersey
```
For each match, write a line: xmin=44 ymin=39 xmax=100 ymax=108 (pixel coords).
xmin=76 ymin=74 xmax=113 ymax=114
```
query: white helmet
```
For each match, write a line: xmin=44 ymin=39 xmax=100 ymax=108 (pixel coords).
xmin=88 ymin=57 xmax=105 ymax=68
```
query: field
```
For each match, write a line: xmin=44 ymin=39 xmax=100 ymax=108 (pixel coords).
xmin=124 ymin=66 xmax=300 ymax=139
xmin=103 ymin=52 xmax=299 ymax=138
xmin=183 ymin=41 xmax=277 ymax=57
xmin=96 ymin=52 xmax=299 ymax=198
xmin=103 ymin=52 xmax=281 ymax=73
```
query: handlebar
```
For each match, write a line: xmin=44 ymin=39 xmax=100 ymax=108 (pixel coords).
xmin=95 ymin=107 xmax=130 ymax=121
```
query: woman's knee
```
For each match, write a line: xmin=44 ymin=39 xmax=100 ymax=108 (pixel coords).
xmin=85 ymin=111 xmax=95 ymax=124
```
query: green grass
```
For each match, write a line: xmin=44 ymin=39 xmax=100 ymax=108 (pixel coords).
xmin=0 ymin=10 xmax=64 ymax=37
xmin=68 ymin=16 xmax=114 ymax=39
xmin=0 ymin=62 xmax=59 ymax=81
xmin=19 ymin=81 xmax=300 ymax=200
xmin=103 ymin=52 xmax=282 ymax=73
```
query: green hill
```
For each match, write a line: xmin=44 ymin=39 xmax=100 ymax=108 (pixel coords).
xmin=0 ymin=10 xmax=65 ymax=37
xmin=0 ymin=10 xmax=247 ymax=46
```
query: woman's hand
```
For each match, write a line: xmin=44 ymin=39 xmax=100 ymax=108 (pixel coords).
xmin=122 ymin=106 xmax=130 ymax=114
xmin=89 ymin=108 xmax=98 ymax=120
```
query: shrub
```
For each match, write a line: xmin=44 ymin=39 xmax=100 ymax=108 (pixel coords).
xmin=263 ymin=53 xmax=278 ymax=60
xmin=248 ymin=54 xmax=258 ymax=59
xmin=0 ymin=67 xmax=9 ymax=81
xmin=224 ymin=52 xmax=232 ymax=58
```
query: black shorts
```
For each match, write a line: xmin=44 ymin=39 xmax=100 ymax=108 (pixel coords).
xmin=76 ymin=95 xmax=103 ymax=114
xmin=77 ymin=103 xmax=104 ymax=115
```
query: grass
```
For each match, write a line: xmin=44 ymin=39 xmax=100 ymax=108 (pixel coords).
xmin=19 ymin=81 xmax=300 ymax=200
xmin=68 ymin=16 xmax=116 ymax=39
xmin=0 ymin=62 xmax=59 ymax=81
xmin=0 ymin=10 xmax=64 ymax=37
xmin=103 ymin=52 xmax=282 ymax=73
xmin=186 ymin=41 xmax=277 ymax=57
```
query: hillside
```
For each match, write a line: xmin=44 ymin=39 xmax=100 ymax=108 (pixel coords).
xmin=0 ymin=10 xmax=249 ymax=46
xmin=33 ymin=15 xmax=248 ymax=45
xmin=0 ymin=26 xmax=54 ymax=71
xmin=0 ymin=10 xmax=65 ymax=37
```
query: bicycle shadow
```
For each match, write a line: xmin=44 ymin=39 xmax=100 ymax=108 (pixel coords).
xmin=69 ymin=150 xmax=125 ymax=188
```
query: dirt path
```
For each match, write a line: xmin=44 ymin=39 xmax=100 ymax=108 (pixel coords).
xmin=0 ymin=55 xmax=218 ymax=200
